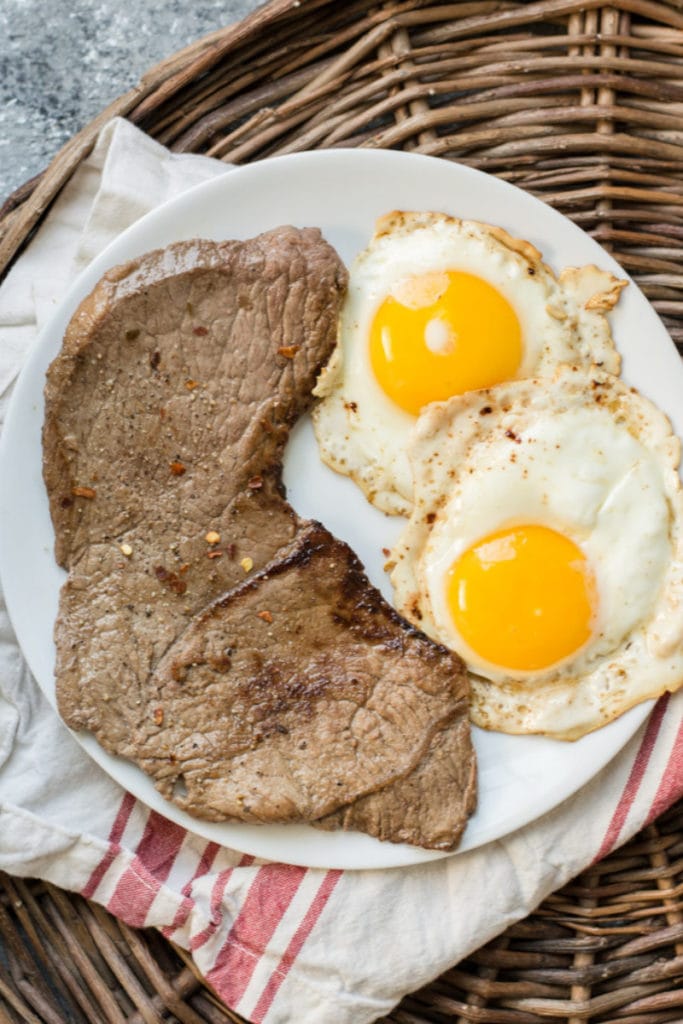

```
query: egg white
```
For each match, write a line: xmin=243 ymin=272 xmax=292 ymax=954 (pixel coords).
xmin=389 ymin=367 xmax=683 ymax=740
xmin=313 ymin=210 xmax=625 ymax=516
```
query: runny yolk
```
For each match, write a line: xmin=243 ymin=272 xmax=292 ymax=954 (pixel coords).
xmin=446 ymin=524 xmax=595 ymax=672
xmin=369 ymin=270 xmax=522 ymax=415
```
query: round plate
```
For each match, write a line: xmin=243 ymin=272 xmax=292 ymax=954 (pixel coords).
xmin=1 ymin=149 xmax=676 ymax=870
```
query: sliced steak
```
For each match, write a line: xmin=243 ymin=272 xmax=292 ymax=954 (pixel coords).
xmin=44 ymin=227 xmax=476 ymax=850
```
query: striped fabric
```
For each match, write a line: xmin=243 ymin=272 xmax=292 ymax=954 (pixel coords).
xmin=0 ymin=118 xmax=682 ymax=1024
xmin=2 ymin=689 xmax=678 ymax=1023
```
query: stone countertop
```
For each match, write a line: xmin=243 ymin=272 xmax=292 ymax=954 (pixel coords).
xmin=0 ymin=0 xmax=264 ymax=204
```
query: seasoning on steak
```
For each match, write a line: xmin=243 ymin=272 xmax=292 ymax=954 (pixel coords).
xmin=140 ymin=522 xmax=475 ymax=849
xmin=43 ymin=226 xmax=476 ymax=850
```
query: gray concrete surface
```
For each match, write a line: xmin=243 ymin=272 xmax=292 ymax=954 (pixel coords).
xmin=0 ymin=0 xmax=264 ymax=203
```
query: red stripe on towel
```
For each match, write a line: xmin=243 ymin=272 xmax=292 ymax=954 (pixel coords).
xmin=646 ymin=716 xmax=683 ymax=826
xmin=593 ymin=694 xmax=669 ymax=863
xmin=189 ymin=854 xmax=255 ymax=951
xmin=206 ymin=864 xmax=307 ymax=1007
xmin=106 ymin=810 xmax=186 ymax=927
xmin=161 ymin=840 xmax=221 ymax=940
xmin=81 ymin=791 xmax=136 ymax=899
xmin=250 ymin=869 xmax=342 ymax=1023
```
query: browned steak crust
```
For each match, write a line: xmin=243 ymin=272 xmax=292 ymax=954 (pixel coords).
xmin=43 ymin=227 xmax=476 ymax=850
xmin=142 ymin=523 xmax=475 ymax=849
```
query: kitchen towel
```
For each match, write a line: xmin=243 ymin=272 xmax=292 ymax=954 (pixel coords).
xmin=0 ymin=116 xmax=682 ymax=1024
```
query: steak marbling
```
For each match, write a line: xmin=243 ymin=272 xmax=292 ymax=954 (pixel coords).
xmin=43 ymin=226 xmax=476 ymax=850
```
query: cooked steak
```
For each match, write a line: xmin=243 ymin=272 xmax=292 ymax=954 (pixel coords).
xmin=44 ymin=227 xmax=476 ymax=850
xmin=44 ymin=228 xmax=342 ymax=746
xmin=141 ymin=523 xmax=475 ymax=849
xmin=316 ymin=715 xmax=476 ymax=850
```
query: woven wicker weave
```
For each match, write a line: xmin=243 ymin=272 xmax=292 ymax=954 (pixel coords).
xmin=1 ymin=1 xmax=683 ymax=1021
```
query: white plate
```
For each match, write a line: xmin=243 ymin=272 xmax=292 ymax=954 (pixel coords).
xmin=1 ymin=149 xmax=677 ymax=871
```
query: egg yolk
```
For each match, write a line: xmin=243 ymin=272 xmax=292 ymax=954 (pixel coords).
xmin=369 ymin=270 xmax=522 ymax=415
xmin=446 ymin=524 xmax=595 ymax=672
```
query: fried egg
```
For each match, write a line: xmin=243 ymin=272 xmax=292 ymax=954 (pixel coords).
xmin=313 ymin=211 xmax=626 ymax=515
xmin=389 ymin=367 xmax=683 ymax=740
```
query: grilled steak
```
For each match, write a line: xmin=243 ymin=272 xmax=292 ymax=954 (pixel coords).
xmin=316 ymin=714 xmax=476 ymax=849
xmin=44 ymin=227 xmax=476 ymax=850
xmin=141 ymin=522 xmax=475 ymax=849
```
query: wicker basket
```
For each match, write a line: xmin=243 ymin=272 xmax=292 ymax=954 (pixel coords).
xmin=1 ymin=2 xmax=683 ymax=1021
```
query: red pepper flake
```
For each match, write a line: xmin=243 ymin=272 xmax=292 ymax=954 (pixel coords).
xmin=154 ymin=565 xmax=187 ymax=595
xmin=60 ymin=495 xmax=74 ymax=509
xmin=207 ymin=550 xmax=223 ymax=560
xmin=248 ymin=475 xmax=263 ymax=490
xmin=179 ymin=563 xmax=190 ymax=574
xmin=72 ymin=486 xmax=96 ymax=499
xmin=277 ymin=344 xmax=299 ymax=358
xmin=382 ymin=547 xmax=391 ymax=557
xmin=193 ymin=326 xmax=208 ymax=336
xmin=185 ymin=379 xmax=199 ymax=391
xmin=170 ymin=460 xmax=186 ymax=476
xmin=226 ymin=543 xmax=237 ymax=560
xmin=153 ymin=707 xmax=164 ymax=726
xmin=257 ymin=610 xmax=273 ymax=623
